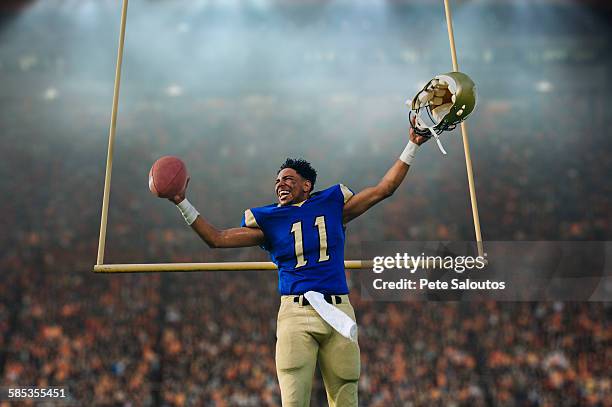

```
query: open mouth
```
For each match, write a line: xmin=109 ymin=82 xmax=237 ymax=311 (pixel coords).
xmin=278 ymin=190 xmax=290 ymax=200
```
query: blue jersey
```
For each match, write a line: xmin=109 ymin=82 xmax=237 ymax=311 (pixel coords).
xmin=241 ymin=184 xmax=354 ymax=295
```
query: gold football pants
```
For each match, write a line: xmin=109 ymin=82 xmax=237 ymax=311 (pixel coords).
xmin=276 ymin=295 xmax=360 ymax=407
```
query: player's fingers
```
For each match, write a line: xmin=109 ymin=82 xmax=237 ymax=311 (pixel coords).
xmin=411 ymin=115 xmax=416 ymax=126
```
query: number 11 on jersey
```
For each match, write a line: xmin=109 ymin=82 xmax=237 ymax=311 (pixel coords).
xmin=290 ymin=216 xmax=329 ymax=268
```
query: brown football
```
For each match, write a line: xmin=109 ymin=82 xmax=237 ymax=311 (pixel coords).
xmin=148 ymin=156 xmax=188 ymax=199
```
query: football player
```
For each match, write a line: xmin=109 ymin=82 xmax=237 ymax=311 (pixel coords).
xmin=167 ymin=124 xmax=429 ymax=406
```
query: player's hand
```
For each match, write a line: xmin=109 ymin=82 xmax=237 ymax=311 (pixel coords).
xmin=409 ymin=116 xmax=429 ymax=146
xmin=169 ymin=177 xmax=189 ymax=205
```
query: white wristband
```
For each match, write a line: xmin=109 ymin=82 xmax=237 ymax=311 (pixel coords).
xmin=176 ymin=198 xmax=200 ymax=225
xmin=399 ymin=140 xmax=419 ymax=165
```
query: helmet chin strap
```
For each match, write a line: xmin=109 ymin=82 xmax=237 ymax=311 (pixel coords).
xmin=407 ymin=105 xmax=448 ymax=156
xmin=415 ymin=115 xmax=447 ymax=155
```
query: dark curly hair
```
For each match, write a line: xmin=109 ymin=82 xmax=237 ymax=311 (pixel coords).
xmin=278 ymin=158 xmax=317 ymax=189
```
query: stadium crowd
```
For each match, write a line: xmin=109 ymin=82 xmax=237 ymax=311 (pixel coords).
xmin=1 ymin=83 xmax=609 ymax=406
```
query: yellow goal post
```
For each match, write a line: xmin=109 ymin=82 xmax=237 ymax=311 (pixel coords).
xmin=94 ymin=0 xmax=483 ymax=274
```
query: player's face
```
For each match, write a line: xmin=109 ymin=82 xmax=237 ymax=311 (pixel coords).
xmin=275 ymin=168 xmax=311 ymax=206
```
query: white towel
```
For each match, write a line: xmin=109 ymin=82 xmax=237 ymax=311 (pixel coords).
xmin=304 ymin=291 xmax=358 ymax=342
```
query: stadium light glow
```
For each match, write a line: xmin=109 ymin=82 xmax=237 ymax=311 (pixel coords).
xmin=165 ymin=84 xmax=183 ymax=97
xmin=43 ymin=87 xmax=59 ymax=101
xmin=176 ymin=22 xmax=190 ymax=33
xmin=536 ymin=80 xmax=553 ymax=93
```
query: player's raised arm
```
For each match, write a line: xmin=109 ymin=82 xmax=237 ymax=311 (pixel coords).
xmin=148 ymin=157 xmax=265 ymax=248
xmin=169 ymin=187 xmax=266 ymax=248
xmin=342 ymin=121 xmax=429 ymax=224
xmin=188 ymin=213 xmax=265 ymax=248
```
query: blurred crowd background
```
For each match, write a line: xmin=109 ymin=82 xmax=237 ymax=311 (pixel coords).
xmin=0 ymin=0 xmax=610 ymax=405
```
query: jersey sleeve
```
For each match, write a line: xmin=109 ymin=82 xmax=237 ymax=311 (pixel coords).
xmin=240 ymin=208 xmax=271 ymax=251
xmin=240 ymin=208 xmax=261 ymax=228
xmin=338 ymin=183 xmax=354 ymax=204
xmin=316 ymin=184 xmax=354 ymax=206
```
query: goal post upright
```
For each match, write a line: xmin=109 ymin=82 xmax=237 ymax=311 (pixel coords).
xmin=442 ymin=0 xmax=484 ymax=257
xmin=96 ymin=0 xmax=129 ymax=266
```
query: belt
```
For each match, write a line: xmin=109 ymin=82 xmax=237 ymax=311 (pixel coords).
xmin=294 ymin=294 xmax=342 ymax=306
